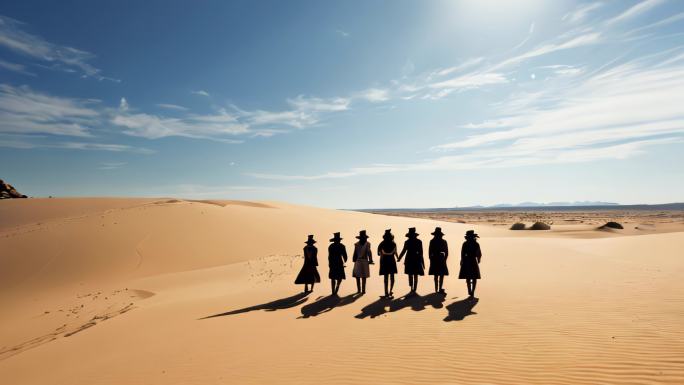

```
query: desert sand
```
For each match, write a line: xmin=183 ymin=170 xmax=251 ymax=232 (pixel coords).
xmin=1 ymin=198 xmax=683 ymax=384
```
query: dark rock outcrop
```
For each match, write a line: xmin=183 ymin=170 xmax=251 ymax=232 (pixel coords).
xmin=599 ymin=221 xmax=624 ymax=230
xmin=0 ymin=179 xmax=27 ymax=199
xmin=510 ymin=222 xmax=526 ymax=230
xmin=529 ymin=222 xmax=551 ymax=230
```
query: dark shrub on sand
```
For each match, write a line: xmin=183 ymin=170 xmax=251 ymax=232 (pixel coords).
xmin=599 ymin=221 xmax=624 ymax=230
xmin=510 ymin=222 xmax=526 ymax=230
xmin=529 ymin=222 xmax=551 ymax=230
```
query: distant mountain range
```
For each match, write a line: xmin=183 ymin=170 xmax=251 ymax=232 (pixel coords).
xmin=478 ymin=201 xmax=619 ymax=208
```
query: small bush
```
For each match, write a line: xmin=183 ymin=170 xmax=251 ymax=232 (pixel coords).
xmin=510 ymin=222 xmax=526 ymax=230
xmin=529 ymin=221 xmax=551 ymax=230
xmin=600 ymin=221 xmax=624 ymax=229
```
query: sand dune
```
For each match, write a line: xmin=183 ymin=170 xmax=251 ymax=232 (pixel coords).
xmin=1 ymin=198 xmax=683 ymax=384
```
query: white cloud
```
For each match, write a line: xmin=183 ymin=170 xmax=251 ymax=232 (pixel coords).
xmin=0 ymin=58 xmax=34 ymax=76
xmin=357 ymin=88 xmax=390 ymax=102
xmin=0 ymin=15 xmax=113 ymax=80
xmin=605 ymin=0 xmax=664 ymax=26
xmin=191 ymin=90 xmax=210 ymax=97
xmin=119 ymin=97 xmax=129 ymax=111
xmin=99 ymin=162 xmax=127 ymax=170
xmin=336 ymin=29 xmax=350 ymax=38
xmin=112 ymin=110 xmax=248 ymax=141
xmin=156 ymin=103 xmax=188 ymax=111
xmin=0 ymin=84 xmax=98 ymax=136
xmin=562 ymin=2 xmax=603 ymax=24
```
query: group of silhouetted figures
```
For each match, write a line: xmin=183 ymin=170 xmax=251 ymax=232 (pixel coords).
xmin=295 ymin=227 xmax=482 ymax=299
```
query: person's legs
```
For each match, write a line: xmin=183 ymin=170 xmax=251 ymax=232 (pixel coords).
xmin=331 ymin=279 xmax=336 ymax=295
xmin=434 ymin=276 xmax=439 ymax=293
xmin=389 ymin=274 xmax=395 ymax=296
xmin=336 ymin=279 xmax=342 ymax=294
xmin=361 ymin=278 xmax=366 ymax=294
xmin=311 ymin=282 xmax=315 ymax=292
xmin=304 ymin=284 xmax=309 ymax=293
xmin=471 ymin=279 xmax=477 ymax=297
xmin=465 ymin=279 xmax=471 ymax=296
xmin=413 ymin=275 xmax=419 ymax=292
xmin=408 ymin=275 xmax=414 ymax=290
xmin=356 ymin=278 xmax=361 ymax=293
xmin=383 ymin=275 xmax=389 ymax=297
xmin=438 ymin=276 xmax=444 ymax=292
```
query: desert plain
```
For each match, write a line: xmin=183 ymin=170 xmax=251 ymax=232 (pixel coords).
xmin=1 ymin=198 xmax=683 ymax=384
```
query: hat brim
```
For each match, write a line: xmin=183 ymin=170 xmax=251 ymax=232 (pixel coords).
xmin=406 ymin=233 xmax=419 ymax=237
xmin=305 ymin=240 xmax=317 ymax=244
xmin=330 ymin=237 xmax=343 ymax=242
xmin=431 ymin=231 xmax=444 ymax=235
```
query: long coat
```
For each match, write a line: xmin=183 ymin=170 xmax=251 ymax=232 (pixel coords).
xmin=458 ymin=240 xmax=481 ymax=279
xmin=400 ymin=238 xmax=424 ymax=275
xmin=428 ymin=237 xmax=449 ymax=276
xmin=352 ymin=241 xmax=372 ymax=278
xmin=328 ymin=242 xmax=347 ymax=280
xmin=295 ymin=245 xmax=321 ymax=284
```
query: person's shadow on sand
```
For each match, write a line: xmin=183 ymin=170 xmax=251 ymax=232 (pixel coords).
xmin=299 ymin=293 xmax=363 ymax=318
xmin=443 ymin=297 xmax=478 ymax=322
xmin=355 ymin=292 xmax=446 ymax=319
xmin=200 ymin=292 xmax=310 ymax=319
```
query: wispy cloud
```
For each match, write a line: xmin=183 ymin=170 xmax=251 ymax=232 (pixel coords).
xmin=605 ymin=0 xmax=665 ymax=26
xmin=191 ymin=90 xmax=211 ymax=97
xmin=0 ymin=84 xmax=98 ymax=136
xmin=0 ymin=134 xmax=154 ymax=153
xmin=0 ymin=15 xmax=114 ymax=81
xmin=336 ymin=29 xmax=350 ymax=38
xmin=99 ymin=162 xmax=127 ymax=170
xmin=0 ymin=58 xmax=35 ymax=76
xmin=156 ymin=103 xmax=188 ymax=111
xmin=562 ymin=2 xmax=603 ymax=24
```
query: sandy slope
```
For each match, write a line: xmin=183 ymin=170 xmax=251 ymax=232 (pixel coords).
xmin=1 ymin=198 xmax=683 ymax=384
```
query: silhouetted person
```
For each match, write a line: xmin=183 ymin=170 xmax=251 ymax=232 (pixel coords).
xmin=294 ymin=235 xmax=321 ymax=293
xmin=428 ymin=227 xmax=449 ymax=294
xmin=398 ymin=227 xmax=424 ymax=294
xmin=328 ymin=232 xmax=347 ymax=295
xmin=459 ymin=230 xmax=482 ymax=297
xmin=377 ymin=229 xmax=398 ymax=298
xmin=352 ymin=230 xmax=373 ymax=294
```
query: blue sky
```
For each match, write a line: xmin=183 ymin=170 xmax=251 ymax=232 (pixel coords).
xmin=1 ymin=0 xmax=683 ymax=208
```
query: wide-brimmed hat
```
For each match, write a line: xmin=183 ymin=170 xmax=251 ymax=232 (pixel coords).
xmin=405 ymin=227 xmax=419 ymax=237
xmin=431 ymin=227 xmax=445 ymax=236
xmin=465 ymin=230 xmax=479 ymax=239
xmin=330 ymin=232 xmax=343 ymax=242
xmin=356 ymin=230 xmax=369 ymax=240
xmin=305 ymin=234 xmax=317 ymax=244
xmin=382 ymin=229 xmax=394 ymax=240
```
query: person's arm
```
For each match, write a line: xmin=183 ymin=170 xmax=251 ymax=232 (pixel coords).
xmin=419 ymin=241 xmax=425 ymax=269
xmin=398 ymin=243 xmax=407 ymax=262
xmin=367 ymin=243 xmax=374 ymax=264
xmin=313 ymin=247 xmax=318 ymax=266
xmin=392 ymin=245 xmax=398 ymax=259
xmin=476 ymin=243 xmax=482 ymax=264
xmin=342 ymin=245 xmax=348 ymax=263
xmin=444 ymin=240 xmax=449 ymax=259
xmin=428 ymin=241 xmax=434 ymax=260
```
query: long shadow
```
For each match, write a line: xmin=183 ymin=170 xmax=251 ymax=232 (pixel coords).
xmin=299 ymin=293 xmax=363 ymax=318
xmin=443 ymin=297 xmax=479 ymax=322
xmin=200 ymin=292 xmax=310 ymax=319
xmin=355 ymin=292 xmax=446 ymax=319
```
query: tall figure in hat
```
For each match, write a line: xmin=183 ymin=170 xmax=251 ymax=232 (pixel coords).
xmin=295 ymin=235 xmax=321 ymax=293
xmin=459 ymin=230 xmax=482 ymax=297
xmin=327 ymin=232 xmax=347 ymax=295
xmin=428 ymin=227 xmax=449 ymax=294
xmin=377 ymin=229 xmax=398 ymax=298
xmin=352 ymin=230 xmax=373 ymax=294
xmin=398 ymin=227 xmax=424 ymax=293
